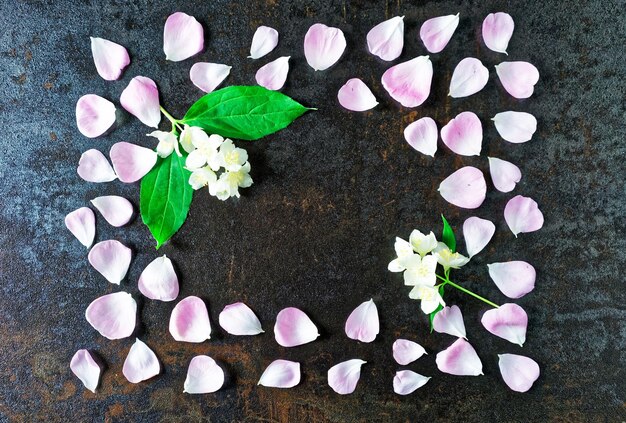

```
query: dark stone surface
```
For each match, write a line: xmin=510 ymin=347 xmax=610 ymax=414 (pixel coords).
xmin=0 ymin=0 xmax=624 ymax=421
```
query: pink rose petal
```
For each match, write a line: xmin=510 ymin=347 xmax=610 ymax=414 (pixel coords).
xmin=184 ymin=355 xmax=225 ymax=393
xmin=492 ymin=111 xmax=537 ymax=143
xmin=109 ymin=142 xmax=158 ymax=183
xmin=190 ymin=62 xmax=231 ymax=93
xmin=489 ymin=157 xmax=522 ymax=193
xmin=433 ymin=305 xmax=467 ymax=339
xmin=381 ymin=56 xmax=433 ymax=107
xmin=498 ymin=353 xmax=540 ymax=392
xmin=436 ymin=338 xmax=483 ymax=376
xmin=337 ymin=78 xmax=378 ymax=112
xmin=255 ymin=56 xmax=290 ymax=91
xmin=274 ymin=307 xmax=319 ymax=347
xmin=258 ymin=359 xmax=301 ymax=388
xmin=90 ymin=195 xmax=133 ymax=227
xmin=120 ymin=76 xmax=161 ymax=128
xmin=463 ymin=216 xmax=496 ymax=258
xmin=123 ymin=339 xmax=160 ymax=383
xmin=169 ymin=296 xmax=212 ymax=343
xmin=504 ymin=195 xmax=544 ymax=236
xmin=487 ymin=261 xmax=536 ymax=299
xmin=88 ymin=240 xmax=132 ymax=285
xmin=219 ymin=302 xmax=264 ymax=335
xmin=366 ymin=16 xmax=404 ymax=61
xmin=441 ymin=111 xmax=482 ymax=156
xmin=419 ymin=14 xmax=459 ymax=53
xmin=438 ymin=166 xmax=487 ymax=209
xmin=304 ymin=23 xmax=346 ymax=71
xmin=70 ymin=349 xmax=101 ymax=393
xmin=138 ymin=255 xmax=179 ymax=302
xmin=77 ymin=149 xmax=117 ymax=183
xmin=327 ymin=359 xmax=366 ymax=395
xmin=85 ymin=292 xmax=137 ymax=340
xmin=392 ymin=339 xmax=427 ymax=365
xmin=345 ymin=299 xmax=379 ymax=343
xmin=249 ymin=26 xmax=279 ymax=59
xmin=65 ymin=207 xmax=96 ymax=248
xmin=482 ymin=13 xmax=515 ymax=54
xmin=76 ymin=94 xmax=116 ymax=138
xmin=90 ymin=37 xmax=130 ymax=81
xmin=163 ymin=12 xmax=204 ymax=62
xmin=404 ymin=117 xmax=438 ymax=156
xmin=393 ymin=370 xmax=431 ymax=395
xmin=481 ymin=303 xmax=528 ymax=346
xmin=495 ymin=61 xmax=539 ymax=99
xmin=449 ymin=57 xmax=489 ymax=98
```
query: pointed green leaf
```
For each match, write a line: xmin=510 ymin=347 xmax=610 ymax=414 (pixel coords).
xmin=441 ymin=214 xmax=456 ymax=252
xmin=428 ymin=285 xmax=446 ymax=332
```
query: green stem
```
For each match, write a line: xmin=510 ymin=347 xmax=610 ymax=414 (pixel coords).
xmin=436 ymin=274 xmax=499 ymax=308
xmin=160 ymin=106 xmax=183 ymax=132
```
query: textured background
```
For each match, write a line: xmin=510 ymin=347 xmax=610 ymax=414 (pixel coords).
xmin=1 ymin=0 xmax=625 ymax=422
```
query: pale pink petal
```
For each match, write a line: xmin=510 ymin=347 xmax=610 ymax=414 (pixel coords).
xmin=87 ymin=240 xmax=132 ymax=284
xmin=274 ymin=307 xmax=319 ymax=347
xmin=169 ymin=296 xmax=212 ymax=343
xmin=123 ymin=339 xmax=160 ymax=383
xmin=184 ymin=355 xmax=225 ymax=393
xmin=218 ymin=302 xmax=263 ymax=335
xmin=327 ymin=359 xmax=366 ymax=395
xmin=487 ymin=261 xmax=536 ymax=299
xmin=441 ymin=111 xmax=482 ymax=156
xmin=163 ymin=12 xmax=204 ymax=61
xmin=77 ymin=149 xmax=117 ymax=183
xmin=366 ymin=16 xmax=404 ymax=61
xmin=392 ymin=339 xmax=427 ymax=365
xmin=190 ymin=62 xmax=231 ymax=93
xmin=65 ymin=207 xmax=95 ymax=248
xmin=258 ymin=359 xmax=301 ymax=388
xmin=495 ymin=61 xmax=539 ymax=99
xmin=436 ymin=338 xmax=483 ymax=376
xmin=304 ymin=23 xmax=347 ymax=71
xmin=481 ymin=303 xmax=528 ymax=346
xmin=70 ymin=349 xmax=101 ymax=393
xmin=255 ymin=56 xmax=290 ymax=90
xmin=345 ymin=299 xmax=379 ymax=343
xmin=482 ymin=13 xmax=515 ymax=54
xmin=76 ymin=94 xmax=116 ymax=138
xmin=463 ymin=216 xmax=496 ymax=258
xmin=498 ymin=354 xmax=540 ymax=392
xmin=248 ymin=26 xmax=279 ymax=59
xmin=90 ymin=195 xmax=133 ymax=227
xmin=120 ymin=76 xmax=161 ymax=128
xmin=488 ymin=157 xmax=522 ymax=193
xmin=90 ymin=37 xmax=130 ymax=81
xmin=492 ymin=111 xmax=537 ymax=143
xmin=85 ymin=292 xmax=136 ymax=340
xmin=393 ymin=370 xmax=431 ymax=395
xmin=381 ymin=56 xmax=433 ymax=107
xmin=438 ymin=166 xmax=486 ymax=209
xmin=337 ymin=78 xmax=378 ymax=112
xmin=419 ymin=14 xmax=460 ymax=53
xmin=109 ymin=142 xmax=158 ymax=183
xmin=433 ymin=305 xmax=467 ymax=339
xmin=504 ymin=195 xmax=544 ymax=236
xmin=138 ymin=255 xmax=179 ymax=302
xmin=449 ymin=58 xmax=489 ymax=98
xmin=404 ymin=117 xmax=437 ymax=156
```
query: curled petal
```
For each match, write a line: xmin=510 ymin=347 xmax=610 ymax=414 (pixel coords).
xmin=123 ymin=339 xmax=160 ymax=383
xmin=495 ymin=61 xmax=539 ymax=99
xmin=337 ymin=78 xmax=378 ymax=112
xmin=109 ymin=142 xmax=158 ymax=183
xmin=76 ymin=94 xmax=116 ymax=138
xmin=70 ymin=349 xmax=101 ymax=393
xmin=487 ymin=261 xmax=536 ymax=299
xmin=304 ymin=23 xmax=346 ymax=71
xmin=482 ymin=13 xmax=515 ymax=54
xmin=436 ymin=338 xmax=483 ymax=376
xmin=90 ymin=195 xmax=133 ymax=227
xmin=190 ymin=62 xmax=231 ymax=93
xmin=88 ymin=240 xmax=132 ymax=284
xmin=65 ymin=207 xmax=95 ymax=248
xmin=120 ymin=76 xmax=161 ymax=128
xmin=90 ymin=37 xmax=130 ymax=81
xmin=438 ymin=166 xmax=486 ymax=209
xmin=420 ymin=14 xmax=459 ymax=53
xmin=77 ymin=149 xmax=117 ymax=183
xmin=345 ymin=299 xmax=379 ymax=343
xmin=255 ymin=56 xmax=290 ymax=90
xmin=392 ymin=339 xmax=427 ymax=365
xmin=327 ymin=359 xmax=366 ymax=395
xmin=449 ymin=58 xmax=489 ymax=98
xmin=274 ymin=307 xmax=319 ymax=347
xmin=441 ymin=111 xmax=482 ymax=156
xmin=169 ymin=296 xmax=212 ymax=343
xmin=218 ymin=302 xmax=264 ymax=335
xmin=85 ymin=292 xmax=136 ymax=340
xmin=492 ymin=111 xmax=537 ymax=143
xmin=163 ymin=12 xmax=204 ymax=61
xmin=489 ymin=157 xmax=522 ymax=193
xmin=481 ymin=303 xmax=528 ymax=346
xmin=138 ymin=255 xmax=179 ymax=302
xmin=184 ymin=355 xmax=225 ymax=393
xmin=463 ymin=216 xmax=496 ymax=258
xmin=393 ymin=370 xmax=430 ymax=395
xmin=366 ymin=16 xmax=404 ymax=61
xmin=504 ymin=195 xmax=544 ymax=236
xmin=249 ymin=26 xmax=279 ymax=59
xmin=258 ymin=359 xmax=301 ymax=388
xmin=498 ymin=354 xmax=540 ymax=392
xmin=432 ymin=305 xmax=466 ymax=339
xmin=381 ymin=56 xmax=433 ymax=107
xmin=404 ymin=117 xmax=437 ymax=156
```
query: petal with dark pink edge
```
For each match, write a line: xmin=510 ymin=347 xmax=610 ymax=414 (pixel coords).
xmin=366 ymin=16 xmax=404 ymax=61
xmin=463 ymin=216 xmax=496 ymax=258
xmin=304 ymin=23 xmax=346 ymax=71
xmin=449 ymin=58 xmax=489 ymax=98
xmin=345 ymin=299 xmax=379 ymax=343
xmin=489 ymin=157 xmax=522 ymax=193
xmin=274 ymin=307 xmax=319 ymax=347
xmin=138 ymin=255 xmax=179 ymax=302
xmin=481 ymin=303 xmax=528 ymax=346
xmin=419 ymin=14 xmax=459 ymax=53
xmin=120 ymin=76 xmax=161 ymax=128
xmin=90 ymin=37 xmax=130 ymax=81
xmin=433 ymin=305 xmax=467 ymax=339
xmin=255 ymin=56 xmax=290 ymax=90
xmin=169 ymin=296 xmax=212 ymax=343
xmin=487 ymin=261 xmax=536 ymax=299
xmin=190 ymin=62 xmax=231 ymax=93
xmin=498 ymin=354 xmax=540 ymax=392
xmin=381 ymin=56 xmax=433 ymax=107
xmin=482 ymin=13 xmax=515 ymax=54
xmin=337 ymin=78 xmax=378 ymax=112
xmin=492 ymin=111 xmax=537 ymax=143
xmin=495 ymin=61 xmax=539 ymax=99
xmin=436 ymin=338 xmax=483 ymax=376
xmin=90 ymin=195 xmax=133 ymax=227
xmin=85 ymin=292 xmax=136 ymax=340
xmin=249 ymin=26 xmax=279 ymax=59
xmin=65 ymin=207 xmax=95 ymax=248
xmin=392 ymin=339 xmax=427 ymax=365
xmin=163 ymin=12 xmax=204 ymax=62
xmin=123 ymin=339 xmax=160 ymax=383
xmin=393 ymin=370 xmax=431 ymax=395
xmin=70 ymin=349 xmax=101 ymax=393
xmin=76 ymin=94 xmax=116 ymax=138
xmin=404 ymin=117 xmax=437 ymax=156
xmin=258 ymin=359 xmax=301 ymax=388
xmin=77 ymin=149 xmax=117 ymax=183
xmin=219 ymin=302 xmax=263 ymax=335
xmin=441 ymin=111 xmax=482 ymax=156
xmin=88 ymin=240 xmax=132 ymax=284
xmin=184 ymin=355 xmax=224 ymax=393
xmin=504 ymin=195 xmax=544 ymax=236
xmin=109 ymin=142 xmax=157 ymax=183
xmin=438 ymin=166 xmax=486 ymax=209
xmin=328 ymin=359 xmax=366 ymax=395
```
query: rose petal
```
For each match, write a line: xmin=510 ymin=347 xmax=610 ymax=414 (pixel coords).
xmin=109 ymin=142 xmax=158 ymax=183
xmin=65 ymin=207 xmax=96 ymax=248
xmin=77 ymin=149 xmax=117 ymax=183
xmin=393 ymin=370 xmax=431 ymax=395
xmin=120 ymin=76 xmax=161 ymax=128
xmin=436 ymin=338 xmax=483 ymax=376
xmin=404 ymin=117 xmax=438 ymax=156
xmin=441 ymin=111 xmax=482 ymax=156
xmin=85 ymin=292 xmax=137 ymax=340
xmin=123 ymin=339 xmax=160 ymax=383
xmin=487 ymin=261 xmax=536 ymax=299
xmin=70 ymin=349 xmax=101 ymax=393
xmin=498 ymin=354 xmax=540 ymax=392
xmin=504 ymin=195 xmax=544 ymax=236
xmin=255 ymin=56 xmax=290 ymax=90
xmin=190 ymin=62 xmax=231 ymax=93
xmin=345 ymin=299 xmax=379 ymax=343
xmin=249 ymin=26 xmax=279 ymax=59
xmin=492 ymin=111 xmax=537 ymax=143
xmin=90 ymin=37 xmax=130 ymax=81
xmin=90 ymin=195 xmax=133 ymax=227
xmin=495 ymin=61 xmax=540 ymax=99
xmin=488 ymin=157 xmax=522 ymax=193
xmin=304 ymin=23 xmax=347 ymax=71
xmin=138 ymin=255 xmax=179 ymax=302
xmin=481 ymin=303 xmax=528 ymax=346
xmin=419 ymin=14 xmax=459 ymax=53
xmin=482 ymin=12 xmax=515 ymax=54
xmin=184 ymin=355 xmax=225 ymax=393
xmin=327 ymin=359 xmax=366 ymax=395
xmin=163 ymin=12 xmax=204 ymax=61
xmin=381 ymin=56 xmax=433 ymax=107
xmin=337 ymin=78 xmax=378 ymax=112
xmin=75 ymin=94 xmax=116 ymax=138
xmin=433 ymin=305 xmax=467 ymax=339
xmin=169 ymin=296 xmax=212 ymax=343
xmin=274 ymin=307 xmax=319 ymax=347
xmin=449 ymin=58 xmax=489 ymax=98
xmin=219 ymin=302 xmax=264 ymax=335
xmin=438 ymin=166 xmax=487 ymax=209
xmin=258 ymin=359 xmax=301 ymax=388
xmin=366 ymin=16 xmax=404 ymax=61
xmin=392 ymin=339 xmax=427 ymax=365
xmin=463 ymin=216 xmax=496 ymax=258
xmin=87 ymin=240 xmax=132 ymax=285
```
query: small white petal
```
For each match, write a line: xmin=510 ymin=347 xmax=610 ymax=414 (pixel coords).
xmin=70 ymin=349 xmax=101 ymax=393
xmin=184 ymin=355 xmax=225 ymax=393
xmin=393 ymin=370 xmax=431 ymax=395
xmin=304 ymin=23 xmax=347 ymax=71
xmin=498 ymin=354 xmax=540 ymax=392
xmin=489 ymin=157 xmax=522 ymax=193
xmin=169 ymin=296 xmax=212 ymax=343
xmin=77 ymin=149 xmax=117 ymax=183
xmin=337 ymin=78 xmax=378 ymax=111
xmin=123 ymin=339 xmax=160 ymax=383
xmin=76 ymin=94 xmax=116 ymax=138
xmin=440 ymin=111 xmax=483 ymax=156
xmin=190 ymin=62 xmax=231 ymax=93
xmin=138 ymin=255 xmax=179 ymax=302
xmin=488 ymin=261 xmax=536 ymax=299
xmin=85 ymin=292 xmax=137 ymax=340
xmin=438 ymin=166 xmax=487 ymax=209
xmin=64 ymin=207 xmax=96 ymax=248
xmin=463 ymin=216 xmax=496 ymax=258
xmin=366 ymin=16 xmax=404 ymax=61
xmin=404 ymin=117 xmax=438 ymax=157
xmin=90 ymin=196 xmax=133 ymax=227
xmin=90 ymin=37 xmax=130 ymax=81
xmin=449 ymin=57 xmax=489 ymax=98
xmin=249 ymin=26 xmax=279 ymax=59
xmin=392 ymin=339 xmax=427 ymax=365
xmin=258 ymin=359 xmax=301 ymax=388
xmin=87 ymin=240 xmax=132 ymax=285
xmin=163 ymin=12 xmax=204 ymax=61
xmin=255 ymin=56 xmax=290 ymax=90
xmin=492 ymin=111 xmax=537 ymax=143
xmin=495 ymin=61 xmax=540 ymax=99
xmin=274 ymin=307 xmax=319 ymax=347
xmin=420 ymin=14 xmax=459 ymax=53
xmin=436 ymin=338 xmax=483 ymax=376
xmin=432 ymin=305 xmax=467 ymax=338
xmin=482 ymin=13 xmax=515 ymax=54
xmin=344 ymin=299 xmax=379 ymax=343
xmin=327 ymin=359 xmax=366 ymax=395
xmin=219 ymin=302 xmax=264 ymax=335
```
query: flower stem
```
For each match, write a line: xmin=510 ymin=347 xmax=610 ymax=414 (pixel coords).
xmin=436 ymin=274 xmax=499 ymax=308
xmin=160 ymin=106 xmax=183 ymax=132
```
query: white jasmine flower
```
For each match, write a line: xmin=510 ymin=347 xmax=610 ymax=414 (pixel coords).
xmin=213 ymin=162 xmax=253 ymax=200
xmin=179 ymin=125 xmax=207 ymax=154
xmin=147 ymin=130 xmax=180 ymax=158
xmin=188 ymin=166 xmax=217 ymax=190
xmin=409 ymin=285 xmax=445 ymax=314
xmin=185 ymin=131 xmax=223 ymax=171
xmin=433 ymin=242 xmax=470 ymax=270
xmin=402 ymin=254 xmax=438 ymax=287
xmin=218 ymin=139 xmax=249 ymax=172
xmin=388 ymin=237 xmax=415 ymax=272
xmin=409 ymin=230 xmax=438 ymax=256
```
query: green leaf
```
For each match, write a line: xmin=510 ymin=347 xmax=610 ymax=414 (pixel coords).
xmin=182 ymin=85 xmax=311 ymax=140
xmin=428 ymin=285 xmax=446 ymax=332
xmin=140 ymin=153 xmax=194 ymax=249
xmin=441 ymin=214 xmax=456 ymax=252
